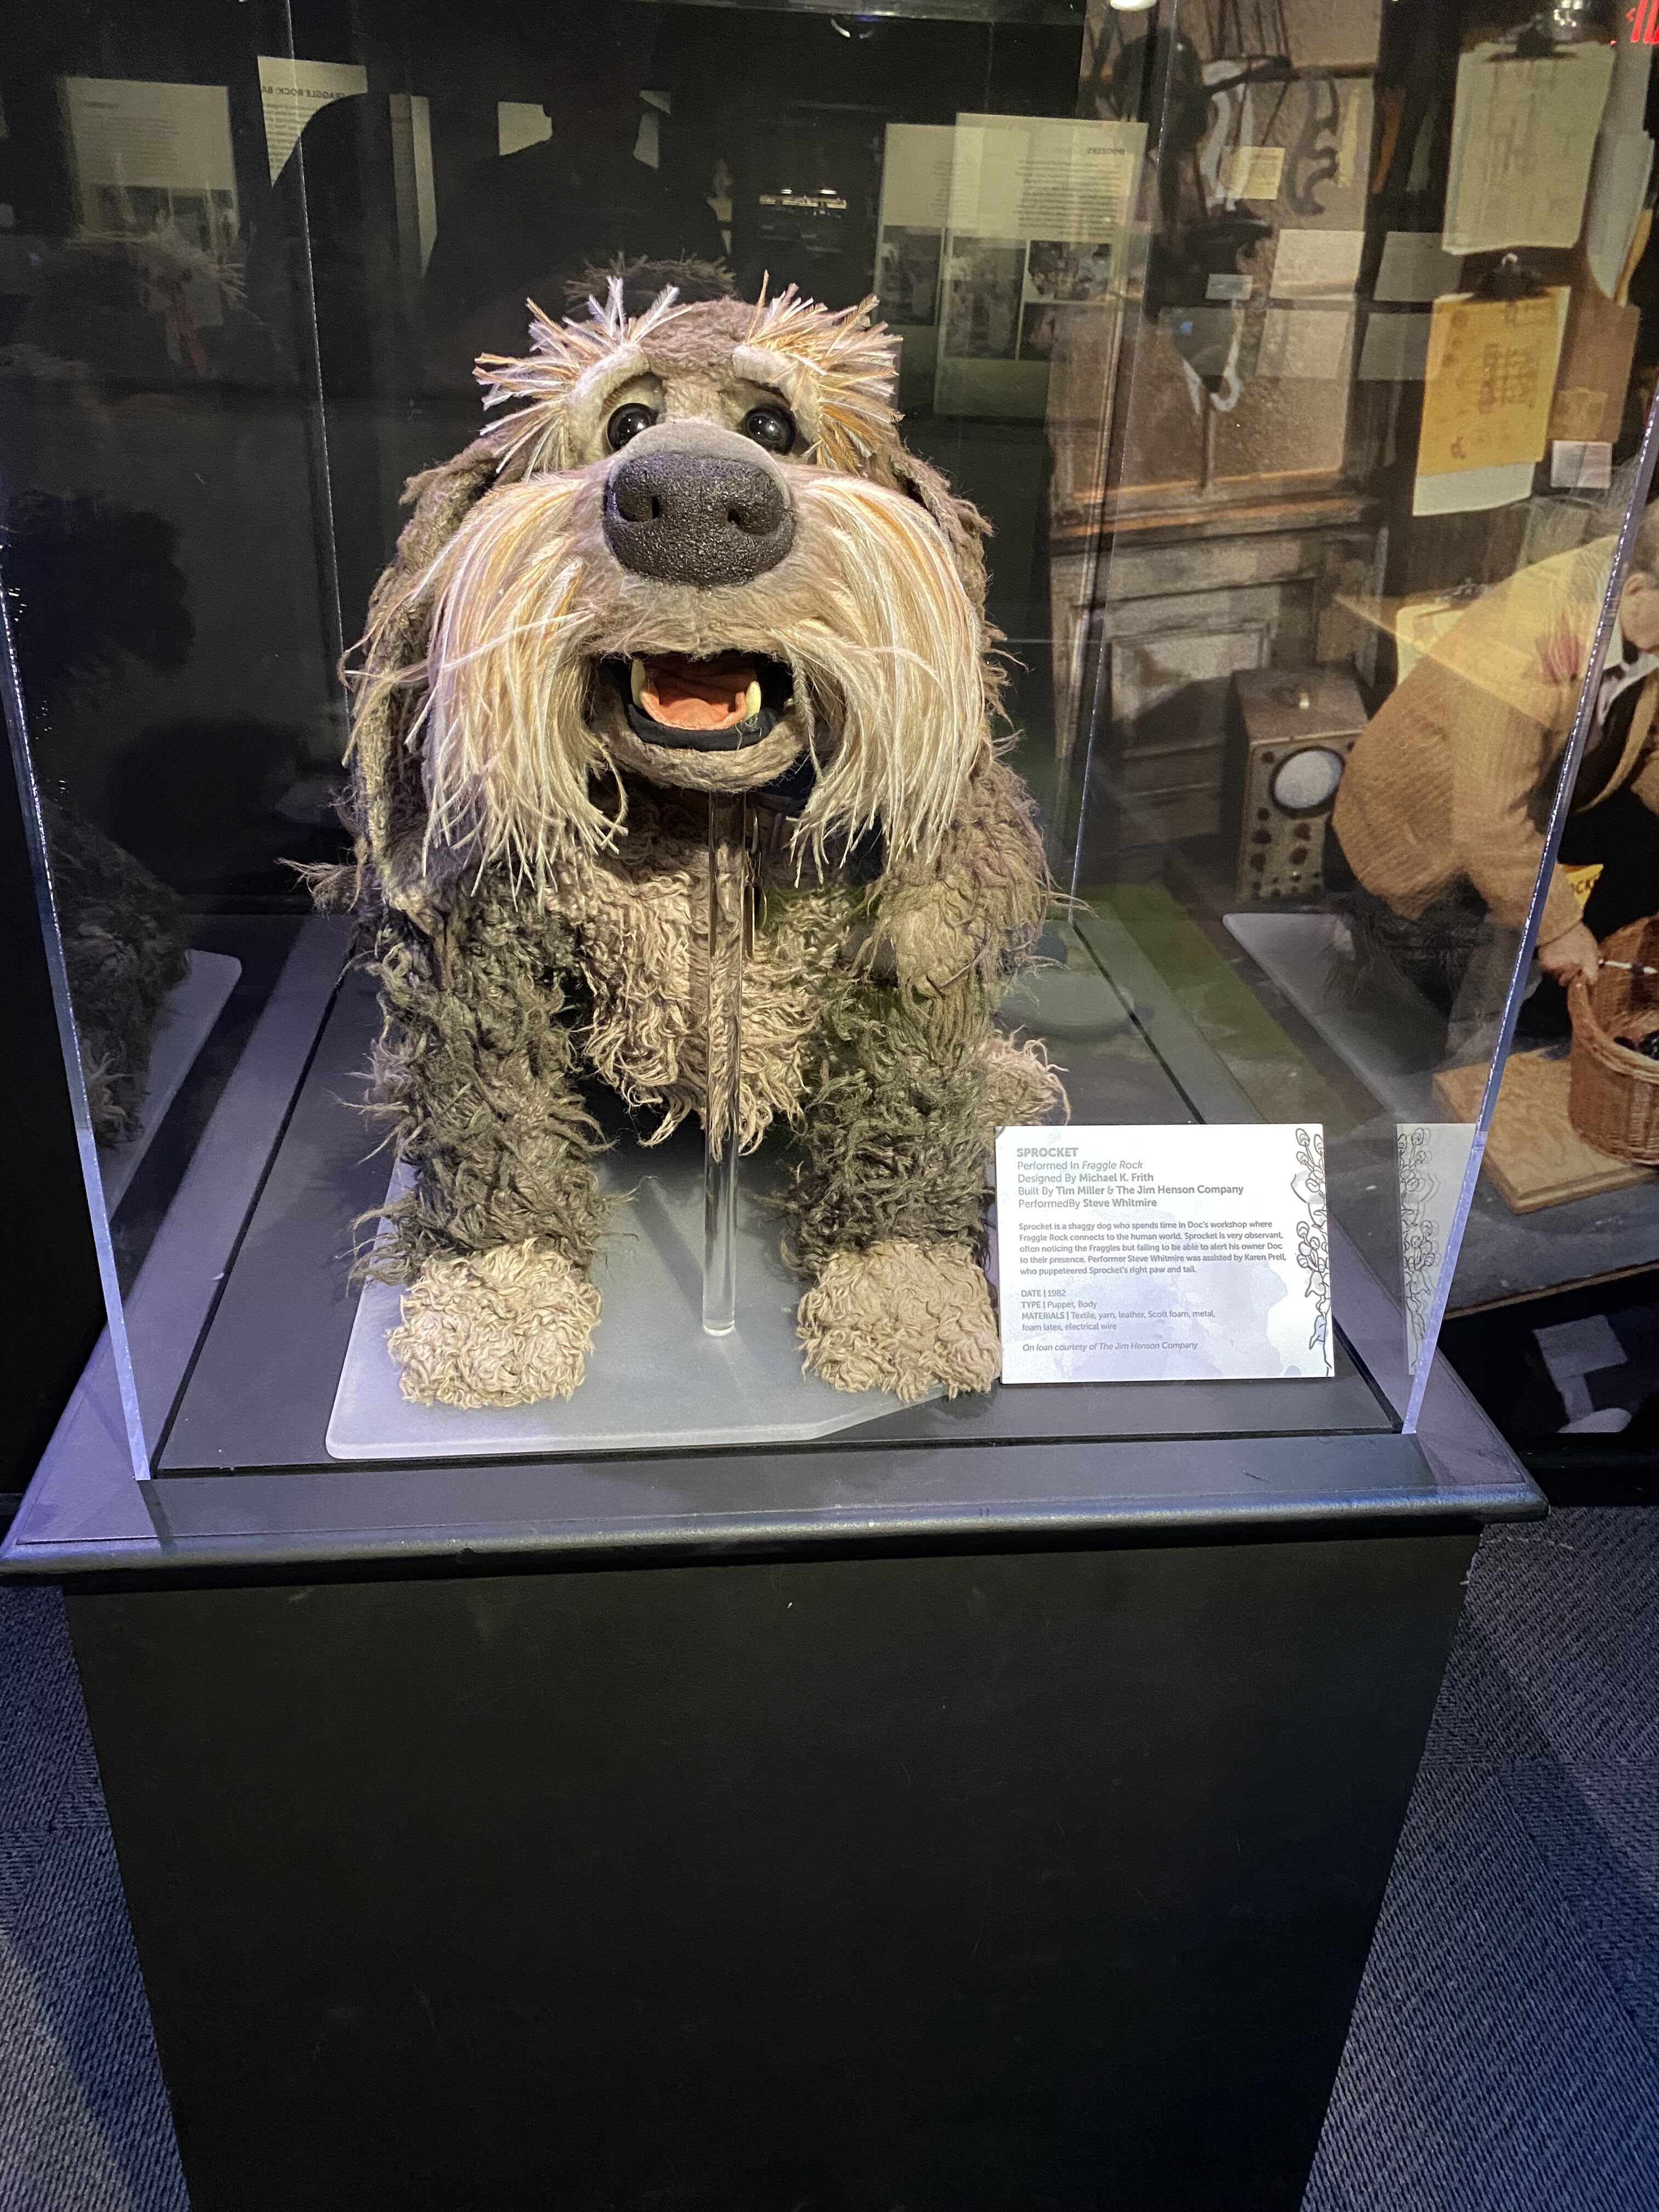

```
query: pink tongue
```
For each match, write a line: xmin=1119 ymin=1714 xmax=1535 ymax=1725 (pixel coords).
xmin=642 ymin=654 xmax=755 ymax=730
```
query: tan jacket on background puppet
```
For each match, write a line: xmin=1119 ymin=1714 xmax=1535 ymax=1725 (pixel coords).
xmin=1334 ymin=533 xmax=1659 ymax=976
xmin=320 ymin=279 xmax=1062 ymax=1411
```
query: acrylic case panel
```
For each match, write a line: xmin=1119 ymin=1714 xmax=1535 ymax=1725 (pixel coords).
xmin=1 ymin=7 xmax=357 ymax=1479
xmin=1061 ymin=0 xmax=1659 ymax=1431
xmin=0 ymin=0 xmax=1650 ymax=1489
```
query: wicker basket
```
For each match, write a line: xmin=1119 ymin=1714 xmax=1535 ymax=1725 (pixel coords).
xmin=1567 ymin=916 xmax=1659 ymax=1164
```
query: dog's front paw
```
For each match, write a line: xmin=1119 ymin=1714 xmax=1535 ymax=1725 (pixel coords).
xmin=798 ymin=1238 xmax=998 ymax=1401
xmin=389 ymin=1240 xmax=601 ymax=1408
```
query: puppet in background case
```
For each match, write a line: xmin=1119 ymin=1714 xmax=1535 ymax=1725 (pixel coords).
xmin=321 ymin=279 xmax=1062 ymax=1412
xmin=4 ymin=493 xmax=194 ymax=1146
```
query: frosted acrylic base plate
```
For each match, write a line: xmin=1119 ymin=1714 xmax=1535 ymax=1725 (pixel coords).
xmin=326 ymin=1134 xmax=929 ymax=1460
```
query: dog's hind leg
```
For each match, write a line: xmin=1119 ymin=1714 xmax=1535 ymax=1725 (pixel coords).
xmin=364 ymin=886 xmax=607 ymax=1408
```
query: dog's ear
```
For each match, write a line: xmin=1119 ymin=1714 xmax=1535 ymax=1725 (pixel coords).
xmin=342 ymin=442 xmax=503 ymax=920
xmin=885 ymin=448 xmax=992 ymax=613
xmin=733 ymin=288 xmax=899 ymax=473
xmin=475 ymin=280 xmax=685 ymax=473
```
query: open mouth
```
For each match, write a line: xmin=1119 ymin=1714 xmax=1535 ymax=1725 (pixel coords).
xmin=607 ymin=652 xmax=793 ymax=752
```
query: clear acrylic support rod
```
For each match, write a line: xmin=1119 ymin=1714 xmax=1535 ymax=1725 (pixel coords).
xmin=702 ymin=793 xmax=746 ymax=1335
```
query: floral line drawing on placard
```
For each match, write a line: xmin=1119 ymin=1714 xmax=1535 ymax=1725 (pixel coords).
xmin=1291 ymin=1126 xmax=1331 ymax=1363
xmin=1396 ymin=1122 xmax=1440 ymax=1368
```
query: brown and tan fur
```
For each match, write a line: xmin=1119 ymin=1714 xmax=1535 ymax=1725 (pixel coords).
xmin=325 ymin=280 xmax=1062 ymax=1408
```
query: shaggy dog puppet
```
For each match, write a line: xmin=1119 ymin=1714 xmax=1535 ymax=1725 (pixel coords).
xmin=327 ymin=279 xmax=1063 ymax=1410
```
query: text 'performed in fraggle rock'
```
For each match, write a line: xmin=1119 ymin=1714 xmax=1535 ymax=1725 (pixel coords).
xmin=994 ymin=1125 xmax=1334 ymax=1385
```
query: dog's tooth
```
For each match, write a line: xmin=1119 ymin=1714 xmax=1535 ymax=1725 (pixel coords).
xmin=744 ymin=680 xmax=762 ymax=720
xmin=629 ymin=656 xmax=646 ymax=704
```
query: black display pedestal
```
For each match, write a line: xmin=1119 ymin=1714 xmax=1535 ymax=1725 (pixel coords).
xmin=66 ymin=1525 xmax=1475 ymax=2212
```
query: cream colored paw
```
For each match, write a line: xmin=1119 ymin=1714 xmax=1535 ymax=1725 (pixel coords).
xmin=798 ymin=1238 xmax=999 ymax=1401
xmin=983 ymin=1031 xmax=1068 ymax=1125
xmin=389 ymin=1240 xmax=601 ymax=1408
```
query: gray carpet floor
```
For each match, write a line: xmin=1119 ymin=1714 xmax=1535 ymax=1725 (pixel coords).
xmin=1 ymin=1510 xmax=1655 ymax=2211
xmin=0 ymin=1585 xmax=185 ymax=2212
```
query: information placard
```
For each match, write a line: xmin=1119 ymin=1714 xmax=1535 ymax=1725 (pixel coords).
xmin=995 ymin=1125 xmax=1334 ymax=1384
xmin=933 ymin=113 xmax=1144 ymax=419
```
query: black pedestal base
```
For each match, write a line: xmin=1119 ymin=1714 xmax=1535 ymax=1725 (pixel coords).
xmin=70 ymin=1530 xmax=1474 ymax=2212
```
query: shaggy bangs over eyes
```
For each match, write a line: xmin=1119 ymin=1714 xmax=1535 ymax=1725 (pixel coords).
xmin=352 ymin=468 xmax=998 ymax=890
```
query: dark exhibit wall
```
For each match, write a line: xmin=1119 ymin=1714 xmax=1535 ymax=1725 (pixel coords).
xmin=0 ymin=7 xmax=346 ymax=890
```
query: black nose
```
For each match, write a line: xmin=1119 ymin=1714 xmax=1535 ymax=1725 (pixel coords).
xmin=603 ymin=440 xmax=795 ymax=586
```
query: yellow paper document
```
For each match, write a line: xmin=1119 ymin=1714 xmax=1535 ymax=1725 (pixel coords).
xmin=1220 ymin=145 xmax=1285 ymax=201
xmin=1417 ymin=290 xmax=1568 ymax=477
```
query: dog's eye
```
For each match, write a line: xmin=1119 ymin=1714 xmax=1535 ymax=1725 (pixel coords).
xmin=741 ymin=404 xmax=796 ymax=454
xmin=606 ymin=403 xmax=657 ymax=451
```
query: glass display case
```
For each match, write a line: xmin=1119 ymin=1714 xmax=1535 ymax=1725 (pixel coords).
xmin=8 ymin=0 xmax=1655 ymax=1557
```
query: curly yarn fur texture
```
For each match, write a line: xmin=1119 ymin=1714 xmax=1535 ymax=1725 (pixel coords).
xmin=363 ymin=888 xmax=602 ymax=1280
xmin=45 ymin=799 xmax=189 ymax=1147
xmin=797 ymin=1240 xmax=1001 ymax=1400
xmin=544 ymin=792 xmax=849 ymax=1152
xmin=329 ymin=281 xmax=1062 ymax=1408
xmin=389 ymin=1240 xmax=601 ymax=1406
